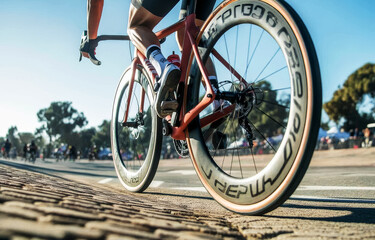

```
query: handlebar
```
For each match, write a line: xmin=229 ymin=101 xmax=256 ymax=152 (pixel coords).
xmin=79 ymin=31 xmax=130 ymax=66
xmin=79 ymin=30 xmax=166 ymax=66
xmin=96 ymin=35 xmax=130 ymax=41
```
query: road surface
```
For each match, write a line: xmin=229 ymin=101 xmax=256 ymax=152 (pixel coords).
xmin=0 ymin=148 xmax=374 ymax=239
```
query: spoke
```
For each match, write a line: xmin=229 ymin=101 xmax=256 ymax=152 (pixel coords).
xmin=250 ymin=147 xmax=258 ymax=174
xmin=261 ymin=100 xmax=290 ymax=109
xmin=137 ymin=131 xmax=148 ymax=165
xmin=244 ymin=24 xmax=253 ymax=78
xmin=249 ymin=121 xmax=277 ymax=153
xmin=234 ymin=25 xmax=239 ymax=70
xmin=213 ymin=108 xmax=237 ymax=169
xmin=244 ymin=30 xmax=264 ymax=79
xmin=218 ymin=114 xmax=236 ymax=169
xmin=210 ymin=138 xmax=276 ymax=152
xmin=230 ymin=147 xmax=234 ymax=175
xmin=136 ymin=94 xmax=151 ymax=166
xmin=230 ymin=123 xmax=239 ymax=176
xmin=132 ymin=87 xmax=143 ymax=168
xmin=133 ymin=84 xmax=140 ymax=110
xmin=254 ymin=48 xmax=281 ymax=83
xmin=235 ymin=138 xmax=243 ymax=178
xmin=210 ymin=145 xmax=255 ymax=152
xmin=264 ymin=87 xmax=291 ymax=93
xmin=232 ymin=123 xmax=244 ymax=178
xmin=256 ymin=66 xmax=287 ymax=83
xmin=206 ymin=112 xmax=231 ymax=165
xmin=223 ymin=34 xmax=234 ymax=83
xmin=254 ymin=107 xmax=286 ymax=129
xmin=120 ymin=87 xmax=128 ymax=123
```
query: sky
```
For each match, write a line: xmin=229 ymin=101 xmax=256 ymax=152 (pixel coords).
xmin=0 ymin=0 xmax=374 ymax=138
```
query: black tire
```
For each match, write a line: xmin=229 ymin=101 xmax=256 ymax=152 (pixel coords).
xmin=111 ymin=65 xmax=162 ymax=192
xmin=186 ymin=0 xmax=321 ymax=214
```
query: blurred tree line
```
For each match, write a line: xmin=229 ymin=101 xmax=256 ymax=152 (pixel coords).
xmin=324 ymin=63 xmax=375 ymax=131
xmin=0 ymin=101 xmax=111 ymax=158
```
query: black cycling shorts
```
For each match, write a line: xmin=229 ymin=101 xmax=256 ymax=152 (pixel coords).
xmin=131 ymin=0 xmax=216 ymax=20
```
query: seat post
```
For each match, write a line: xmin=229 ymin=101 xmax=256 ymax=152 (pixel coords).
xmin=179 ymin=0 xmax=197 ymax=20
xmin=188 ymin=0 xmax=197 ymax=16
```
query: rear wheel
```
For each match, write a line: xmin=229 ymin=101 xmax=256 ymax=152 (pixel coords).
xmin=186 ymin=0 xmax=321 ymax=214
xmin=111 ymin=65 xmax=162 ymax=192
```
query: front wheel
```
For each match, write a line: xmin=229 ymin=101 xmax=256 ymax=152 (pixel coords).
xmin=186 ymin=0 xmax=322 ymax=214
xmin=111 ymin=65 xmax=162 ymax=192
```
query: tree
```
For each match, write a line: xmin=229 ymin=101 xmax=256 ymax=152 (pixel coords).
xmin=92 ymin=120 xmax=111 ymax=149
xmin=79 ymin=127 xmax=97 ymax=150
xmin=6 ymin=126 xmax=21 ymax=153
xmin=320 ymin=121 xmax=330 ymax=131
xmin=18 ymin=132 xmax=35 ymax=145
xmin=63 ymin=127 xmax=97 ymax=152
xmin=248 ymin=80 xmax=289 ymax=138
xmin=323 ymin=63 xmax=375 ymax=130
xmin=37 ymin=101 xmax=88 ymax=144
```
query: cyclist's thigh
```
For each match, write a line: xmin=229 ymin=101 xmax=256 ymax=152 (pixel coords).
xmin=196 ymin=0 xmax=216 ymax=21
xmin=131 ymin=0 xmax=179 ymax=17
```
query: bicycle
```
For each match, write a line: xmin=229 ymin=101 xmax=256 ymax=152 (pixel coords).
xmin=81 ymin=0 xmax=322 ymax=215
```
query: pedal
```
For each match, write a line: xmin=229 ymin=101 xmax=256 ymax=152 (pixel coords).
xmin=122 ymin=122 xmax=137 ymax=128
xmin=162 ymin=119 xmax=172 ymax=136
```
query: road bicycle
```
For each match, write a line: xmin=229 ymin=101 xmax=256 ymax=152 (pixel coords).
xmin=81 ymin=0 xmax=322 ymax=215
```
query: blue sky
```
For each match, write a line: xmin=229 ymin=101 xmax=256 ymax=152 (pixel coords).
xmin=0 ymin=0 xmax=374 ymax=137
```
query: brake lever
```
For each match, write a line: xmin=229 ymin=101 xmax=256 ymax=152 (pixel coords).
xmin=88 ymin=52 xmax=101 ymax=65
xmin=79 ymin=31 xmax=86 ymax=63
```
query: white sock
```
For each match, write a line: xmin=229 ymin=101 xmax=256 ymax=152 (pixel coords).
xmin=146 ymin=45 xmax=168 ymax=76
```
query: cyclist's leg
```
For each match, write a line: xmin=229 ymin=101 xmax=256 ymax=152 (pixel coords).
xmin=128 ymin=0 xmax=178 ymax=73
xmin=127 ymin=4 xmax=162 ymax=55
xmin=129 ymin=1 xmax=181 ymax=118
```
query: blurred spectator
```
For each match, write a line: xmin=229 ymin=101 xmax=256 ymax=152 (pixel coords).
xmin=363 ymin=128 xmax=371 ymax=148
xmin=23 ymin=144 xmax=28 ymax=159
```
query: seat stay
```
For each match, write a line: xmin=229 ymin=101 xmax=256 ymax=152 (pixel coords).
xmin=211 ymin=48 xmax=249 ymax=89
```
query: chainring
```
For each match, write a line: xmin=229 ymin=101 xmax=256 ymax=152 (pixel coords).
xmin=173 ymin=139 xmax=189 ymax=158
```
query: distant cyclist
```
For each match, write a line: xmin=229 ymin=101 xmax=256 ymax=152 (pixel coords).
xmin=4 ymin=139 xmax=11 ymax=159
xmin=29 ymin=141 xmax=38 ymax=161
xmin=80 ymin=0 xmax=220 ymax=117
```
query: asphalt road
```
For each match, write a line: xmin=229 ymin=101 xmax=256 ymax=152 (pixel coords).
xmin=1 ymin=148 xmax=374 ymax=239
xmin=1 ymin=149 xmax=374 ymax=203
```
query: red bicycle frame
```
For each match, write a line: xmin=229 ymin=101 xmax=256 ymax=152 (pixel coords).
xmin=123 ymin=12 xmax=241 ymax=141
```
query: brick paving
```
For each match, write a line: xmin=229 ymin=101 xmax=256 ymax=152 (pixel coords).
xmin=0 ymin=164 xmax=243 ymax=240
xmin=1 ymin=159 xmax=374 ymax=240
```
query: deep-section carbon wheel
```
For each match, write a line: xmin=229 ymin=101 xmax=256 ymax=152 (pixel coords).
xmin=186 ymin=0 xmax=322 ymax=214
xmin=111 ymin=65 xmax=162 ymax=192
